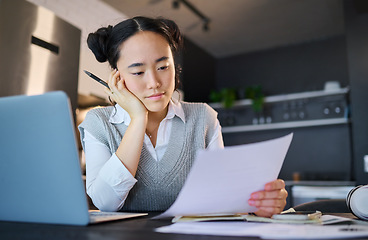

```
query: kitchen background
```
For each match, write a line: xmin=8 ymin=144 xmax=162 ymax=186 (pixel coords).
xmin=1 ymin=0 xmax=368 ymax=208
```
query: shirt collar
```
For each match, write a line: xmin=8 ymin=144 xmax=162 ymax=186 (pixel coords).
xmin=109 ymin=99 xmax=186 ymax=125
xmin=167 ymin=98 xmax=185 ymax=123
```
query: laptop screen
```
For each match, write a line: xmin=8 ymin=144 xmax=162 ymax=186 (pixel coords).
xmin=0 ymin=91 xmax=90 ymax=225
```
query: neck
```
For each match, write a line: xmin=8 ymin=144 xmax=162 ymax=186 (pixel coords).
xmin=147 ymin=107 xmax=168 ymax=125
xmin=146 ymin=106 xmax=168 ymax=146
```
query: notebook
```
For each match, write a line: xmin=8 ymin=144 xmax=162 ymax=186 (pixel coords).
xmin=0 ymin=91 xmax=147 ymax=225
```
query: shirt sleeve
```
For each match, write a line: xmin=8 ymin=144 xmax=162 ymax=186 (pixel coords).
xmin=83 ymin=130 xmax=137 ymax=212
xmin=206 ymin=118 xmax=225 ymax=150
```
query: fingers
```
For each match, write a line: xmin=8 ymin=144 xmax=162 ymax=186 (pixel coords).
xmin=255 ymin=206 xmax=285 ymax=218
xmin=104 ymin=87 xmax=113 ymax=99
xmin=248 ymin=190 xmax=287 ymax=207
xmin=108 ymin=69 xmax=121 ymax=94
xmin=105 ymin=69 xmax=147 ymax=118
xmin=265 ymin=179 xmax=285 ymax=191
xmin=250 ymin=187 xmax=288 ymax=200
xmin=106 ymin=69 xmax=130 ymax=103
xmin=117 ymin=78 xmax=124 ymax=90
xmin=250 ymin=191 xmax=287 ymax=218
xmin=249 ymin=179 xmax=288 ymax=217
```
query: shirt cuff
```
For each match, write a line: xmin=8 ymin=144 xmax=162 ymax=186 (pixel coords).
xmin=98 ymin=153 xmax=137 ymax=196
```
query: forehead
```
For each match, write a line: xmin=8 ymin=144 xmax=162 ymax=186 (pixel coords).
xmin=118 ymin=31 xmax=172 ymax=65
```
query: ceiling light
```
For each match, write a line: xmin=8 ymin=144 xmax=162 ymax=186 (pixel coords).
xmin=172 ymin=0 xmax=179 ymax=9
xmin=173 ymin=0 xmax=210 ymax=32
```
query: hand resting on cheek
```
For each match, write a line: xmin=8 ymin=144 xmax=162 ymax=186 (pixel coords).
xmin=104 ymin=69 xmax=148 ymax=120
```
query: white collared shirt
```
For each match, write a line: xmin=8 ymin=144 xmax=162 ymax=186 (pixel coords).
xmin=82 ymin=100 xmax=224 ymax=211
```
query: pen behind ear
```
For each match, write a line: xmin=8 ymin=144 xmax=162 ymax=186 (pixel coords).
xmin=83 ymin=70 xmax=110 ymax=89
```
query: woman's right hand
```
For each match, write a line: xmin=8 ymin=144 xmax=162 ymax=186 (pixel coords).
xmin=104 ymin=69 xmax=147 ymax=176
xmin=104 ymin=69 xmax=147 ymax=120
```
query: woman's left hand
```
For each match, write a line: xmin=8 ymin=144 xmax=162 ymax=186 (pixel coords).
xmin=248 ymin=179 xmax=288 ymax=218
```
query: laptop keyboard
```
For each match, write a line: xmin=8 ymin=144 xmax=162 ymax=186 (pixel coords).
xmin=89 ymin=211 xmax=147 ymax=222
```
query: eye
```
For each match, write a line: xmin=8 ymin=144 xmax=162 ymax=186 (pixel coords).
xmin=158 ymin=65 xmax=168 ymax=71
xmin=132 ymin=71 xmax=144 ymax=76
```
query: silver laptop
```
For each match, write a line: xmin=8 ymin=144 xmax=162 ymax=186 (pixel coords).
xmin=0 ymin=91 xmax=147 ymax=225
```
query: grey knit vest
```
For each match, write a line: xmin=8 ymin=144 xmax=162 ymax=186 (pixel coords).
xmin=78 ymin=102 xmax=218 ymax=211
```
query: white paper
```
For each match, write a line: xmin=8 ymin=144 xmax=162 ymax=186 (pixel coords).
xmin=321 ymin=214 xmax=368 ymax=226
xmin=156 ymin=221 xmax=368 ymax=239
xmin=155 ymin=133 xmax=293 ymax=218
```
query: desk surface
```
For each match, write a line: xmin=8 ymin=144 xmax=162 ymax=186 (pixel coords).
xmin=0 ymin=213 xmax=364 ymax=240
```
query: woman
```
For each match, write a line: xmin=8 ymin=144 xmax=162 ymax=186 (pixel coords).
xmin=79 ymin=16 xmax=287 ymax=217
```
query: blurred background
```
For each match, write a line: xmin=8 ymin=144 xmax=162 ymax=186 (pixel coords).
xmin=1 ymin=0 xmax=368 ymax=208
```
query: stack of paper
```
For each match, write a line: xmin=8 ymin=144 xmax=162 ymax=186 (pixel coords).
xmin=156 ymin=219 xmax=368 ymax=239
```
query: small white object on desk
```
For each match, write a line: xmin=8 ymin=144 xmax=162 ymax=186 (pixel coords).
xmin=347 ymin=185 xmax=368 ymax=220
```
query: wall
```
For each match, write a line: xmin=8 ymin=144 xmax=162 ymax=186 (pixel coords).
xmin=215 ymin=35 xmax=349 ymax=96
xmin=181 ymin=38 xmax=216 ymax=102
xmin=27 ymin=0 xmax=127 ymax=100
xmin=345 ymin=0 xmax=368 ymax=184
xmin=211 ymin=1 xmax=368 ymax=184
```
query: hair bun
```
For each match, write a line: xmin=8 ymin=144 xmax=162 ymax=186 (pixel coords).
xmin=160 ymin=19 xmax=182 ymax=52
xmin=87 ymin=25 xmax=113 ymax=63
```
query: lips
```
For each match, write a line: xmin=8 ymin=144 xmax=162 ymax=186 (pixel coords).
xmin=147 ymin=92 xmax=165 ymax=100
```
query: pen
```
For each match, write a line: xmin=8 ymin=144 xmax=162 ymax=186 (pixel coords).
xmin=83 ymin=70 xmax=110 ymax=89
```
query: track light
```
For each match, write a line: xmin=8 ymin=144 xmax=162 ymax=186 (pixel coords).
xmin=172 ymin=0 xmax=179 ymax=9
xmin=173 ymin=0 xmax=210 ymax=32
xmin=203 ymin=20 xmax=209 ymax=31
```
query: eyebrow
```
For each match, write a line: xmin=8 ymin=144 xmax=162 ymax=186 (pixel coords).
xmin=127 ymin=56 xmax=169 ymax=68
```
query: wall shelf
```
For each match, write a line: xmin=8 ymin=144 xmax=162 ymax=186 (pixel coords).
xmin=210 ymin=87 xmax=349 ymax=109
xmin=222 ymin=117 xmax=349 ymax=133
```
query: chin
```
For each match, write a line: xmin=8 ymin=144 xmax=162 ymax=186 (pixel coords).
xmin=143 ymin=94 xmax=172 ymax=112
xmin=145 ymin=102 xmax=169 ymax=113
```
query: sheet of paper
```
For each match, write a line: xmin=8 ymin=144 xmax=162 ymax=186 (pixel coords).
xmin=155 ymin=221 xmax=368 ymax=239
xmin=155 ymin=133 xmax=293 ymax=219
xmin=321 ymin=215 xmax=368 ymax=226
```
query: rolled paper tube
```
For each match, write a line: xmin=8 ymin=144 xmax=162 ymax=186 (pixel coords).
xmin=346 ymin=185 xmax=368 ymax=220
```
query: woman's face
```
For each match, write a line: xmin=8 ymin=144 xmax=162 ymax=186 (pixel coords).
xmin=116 ymin=31 xmax=176 ymax=113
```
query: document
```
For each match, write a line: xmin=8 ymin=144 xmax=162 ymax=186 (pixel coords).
xmin=155 ymin=133 xmax=293 ymax=219
xmin=156 ymin=221 xmax=368 ymax=239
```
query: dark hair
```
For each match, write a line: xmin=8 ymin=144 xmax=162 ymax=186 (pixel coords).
xmin=87 ymin=16 xmax=183 ymax=88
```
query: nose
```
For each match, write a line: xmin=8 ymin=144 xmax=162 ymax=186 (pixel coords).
xmin=147 ymin=71 xmax=161 ymax=89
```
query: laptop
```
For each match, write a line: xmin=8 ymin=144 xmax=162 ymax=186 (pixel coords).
xmin=0 ymin=91 xmax=147 ymax=225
